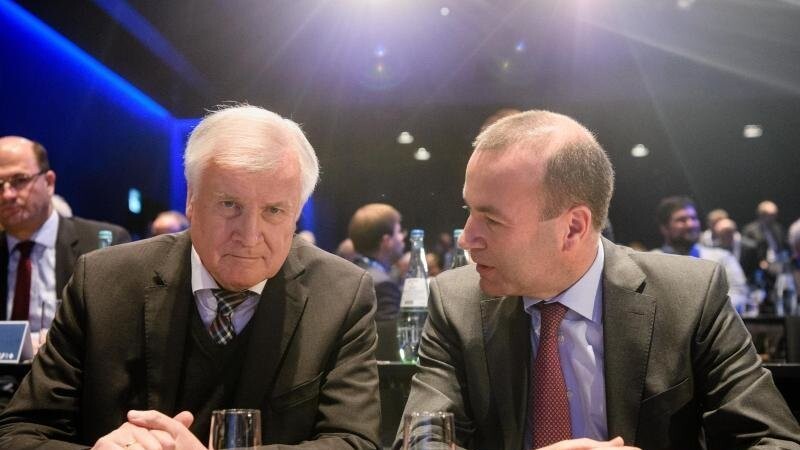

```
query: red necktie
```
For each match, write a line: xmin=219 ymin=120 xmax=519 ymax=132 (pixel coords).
xmin=529 ymin=302 xmax=571 ymax=449
xmin=11 ymin=241 xmax=35 ymax=321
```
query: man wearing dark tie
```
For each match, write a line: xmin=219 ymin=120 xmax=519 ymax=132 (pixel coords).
xmin=0 ymin=136 xmax=130 ymax=352
xmin=396 ymin=110 xmax=799 ymax=449
xmin=0 ymin=106 xmax=380 ymax=449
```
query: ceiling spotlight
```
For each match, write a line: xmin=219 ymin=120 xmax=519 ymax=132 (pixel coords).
xmin=631 ymin=144 xmax=649 ymax=158
xmin=677 ymin=0 xmax=695 ymax=10
xmin=397 ymin=131 xmax=414 ymax=144
xmin=414 ymin=147 xmax=431 ymax=161
xmin=374 ymin=45 xmax=386 ymax=58
xmin=514 ymin=41 xmax=526 ymax=53
xmin=440 ymin=7 xmax=450 ymax=16
xmin=743 ymin=124 xmax=763 ymax=139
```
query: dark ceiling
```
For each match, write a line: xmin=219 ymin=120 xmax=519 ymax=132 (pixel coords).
xmin=14 ymin=0 xmax=800 ymax=117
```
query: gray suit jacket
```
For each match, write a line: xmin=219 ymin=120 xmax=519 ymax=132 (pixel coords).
xmin=0 ymin=232 xmax=381 ymax=449
xmin=396 ymin=239 xmax=800 ymax=450
xmin=0 ymin=215 xmax=130 ymax=319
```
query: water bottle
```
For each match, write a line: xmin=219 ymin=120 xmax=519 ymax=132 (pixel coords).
xmin=448 ymin=229 xmax=470 ymax=270
xmin=398 ymin=229 xmax=428 ymax=363
xmin=97 ymin=230 xmax=113 ymax=249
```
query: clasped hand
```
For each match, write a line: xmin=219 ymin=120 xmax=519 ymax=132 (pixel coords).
xmin=91 ymin=410 xmax=206 ymax=450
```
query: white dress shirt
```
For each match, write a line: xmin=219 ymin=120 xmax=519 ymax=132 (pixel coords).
xmin=190 ymin=246 xmax=264 ymax=334
xmin=523 ymin=241 xmax=607 ymax=443
xmin=5 ymin=210 xmax=59 ymax=336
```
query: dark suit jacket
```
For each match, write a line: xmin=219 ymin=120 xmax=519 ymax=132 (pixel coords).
xmin=0 ymin=215 xmax=131 ymax=319
xmin=396 ymin=239 xmax=800 ymax=450
xmin=0 ymin=232 xmax=381 ymax=449
xmin=742 ymin=220 xmax=788 ymax=264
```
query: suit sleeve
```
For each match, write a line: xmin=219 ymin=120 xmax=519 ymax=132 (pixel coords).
xmin=0 ymin=255 xmax=90 ymax=449
xmin=392 ymin=277 xmax=473 ymax=450
xmin=694 ymin=264 xmax=800 ymax=449
xmin=268 ymin=271 xmax=382 ymax=449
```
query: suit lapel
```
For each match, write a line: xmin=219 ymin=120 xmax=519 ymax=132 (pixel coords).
xmin=234 ymin=245 xmax=308 ymax=407
xmin=55 ymin=216 xmax=79 ymax=298
xmin=481 ymin=294 xmax=530 ymax=450
xmin=143 ymin=232 xmax=193 ymax=413
xmin=601 ymin=239 xmax=655 ymax=443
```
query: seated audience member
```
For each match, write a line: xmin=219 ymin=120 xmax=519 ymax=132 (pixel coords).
xmin=396 ymin=110 xmax=800 ymax=449
xmin=335 ymin=237 xmax=359 ymax=262
xmin=0 ymin=106 xmax=380 ymax=448
xmin=0 ymin=136 xmax=130 ymax=352
xmin=348 ymin=203 xmax=405 ymax=322
xmin=699 ymin=208 xmax=729 ymax=247
xmin=426 ymin=252 xmax=442 ymax=276
xmin=654 ymin=196 xmax=750 ymax=312
xmin=713 ymin=217 xmax=759 ymax=282
xmin=743 ymin=200 xmax=789 ymax=273
xmin=790 ymin=218 xmax=800 ymax=289
xmin=150 ymin=210 xmax=189 ymax=236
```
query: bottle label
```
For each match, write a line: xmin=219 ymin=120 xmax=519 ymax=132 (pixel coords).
xmin=401 ymin=278 xmax=429 ymax=308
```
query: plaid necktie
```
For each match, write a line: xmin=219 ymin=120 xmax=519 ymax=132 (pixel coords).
xmin=529 ymin=302 xmax=571 ymax=448
xmin=209 ymin=289 xmax=252 ymax=345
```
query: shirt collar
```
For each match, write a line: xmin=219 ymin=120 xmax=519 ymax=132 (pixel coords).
xmin=523 ymin=240 xmax=604 ymax=323
xmin=6 ymin=209 xmax=59 ymax=252
xmin=190 ymin=245 xmax=267 ymax=295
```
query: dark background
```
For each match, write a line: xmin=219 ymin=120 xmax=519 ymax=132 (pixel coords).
xmin=2 ymin=0 xmax=799 ymax=249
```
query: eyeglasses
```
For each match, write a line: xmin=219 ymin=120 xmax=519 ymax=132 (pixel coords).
xmin=0 ymin=170 xmax=46 ymax=193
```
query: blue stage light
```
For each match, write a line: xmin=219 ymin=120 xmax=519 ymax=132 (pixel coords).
xmin=0 ymin=0 xmax=170 ymax=119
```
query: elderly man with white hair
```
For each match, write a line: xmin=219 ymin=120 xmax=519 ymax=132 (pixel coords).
xmin=0 ymin=105 xmax=381 ymax=449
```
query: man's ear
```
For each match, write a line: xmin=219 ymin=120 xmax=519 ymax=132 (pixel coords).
xmin=45 ymin=170 xmax=56 ymax=195
xmin=563 ymin=205 xmax=591 ymax=251
xmin=185 ymin=188 xmax=194 ymax=222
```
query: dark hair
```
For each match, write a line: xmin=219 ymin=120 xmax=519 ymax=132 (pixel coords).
xmin=348 ymin=203 xmax=401 ymax=256
xmin=656 ymin=196 xmax=696 ymax=227
xmin=31 ymin=140 xmax=51 ymax=172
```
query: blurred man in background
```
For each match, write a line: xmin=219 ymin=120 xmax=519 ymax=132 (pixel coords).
xmin=0 ymin=136 xmax=129 ymax=351
xmin=655 ymin=196 xmax=750 ymax=312
xmin=150 ymin=210 xmax=189 ymax=236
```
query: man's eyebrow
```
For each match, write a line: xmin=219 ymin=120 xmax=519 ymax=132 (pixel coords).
xmin=465 ymin=203 xmax=505 ymax=218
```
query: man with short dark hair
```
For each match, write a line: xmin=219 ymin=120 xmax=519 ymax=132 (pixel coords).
xmin=654 ymin=196 xmax=750 ymax=312
xmin=0 ymin=106 xmax=380 ymax=449
xmin=0 ymin=136 xmax=129 ymax=352
xmin=396 ymin=110 xmax=799 ymax=450
xmin=348 ymin=203 xmax=405 ymax=322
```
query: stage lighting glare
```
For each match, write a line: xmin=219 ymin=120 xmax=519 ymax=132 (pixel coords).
xmin=743 ymin=124 xmax=763 ymax=139
xmin=440 ymin=7 xmax=450 ymax=16
xmin=397 ymin=131 xmax=414 ymax=144
xmin=631 ymin=144 xmax=650 ymax=158
xmin=414 ymin=147 xmax=431 ymax=161
xmin=515 ymin=41 xmax=526 ymax=53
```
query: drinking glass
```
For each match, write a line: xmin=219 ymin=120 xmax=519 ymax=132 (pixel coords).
xmin=209 ymin=409 xmax=261 ymax=450
xmin=402 ymin=411 xmax=455 ymax=450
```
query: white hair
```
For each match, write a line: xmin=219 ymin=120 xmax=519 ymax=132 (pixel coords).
xmin=183 ymin=104 xmax=320 ymax=204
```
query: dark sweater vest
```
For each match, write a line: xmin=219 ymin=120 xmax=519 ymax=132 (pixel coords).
xmin=175 ymin=305 xmax=254 ymax=444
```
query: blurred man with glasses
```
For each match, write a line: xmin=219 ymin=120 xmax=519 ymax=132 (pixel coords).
xmin=0 ymin=136 xmax=130 ymax=353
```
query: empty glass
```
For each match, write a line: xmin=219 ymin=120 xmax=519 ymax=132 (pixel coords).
xmin=209 ymin=409 xmax=261 ymax=450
